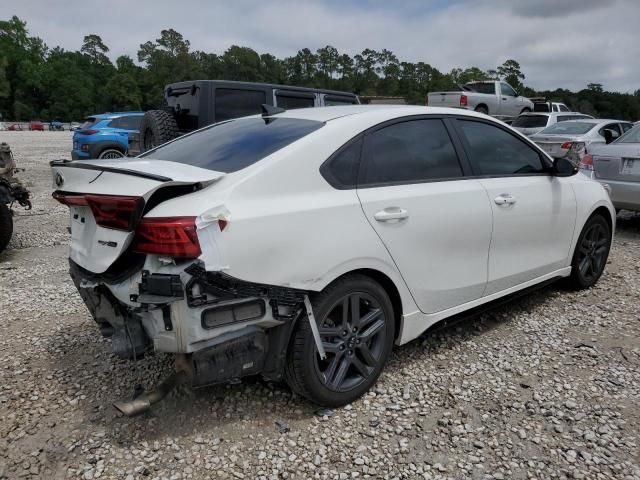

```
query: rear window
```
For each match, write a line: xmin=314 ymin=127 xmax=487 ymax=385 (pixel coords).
xmin=466 ymin=83 xmax=495 ymax=94
xmin=215 ymin=89 xmax=267 ymax=122
xmin=533 ymin=103 xmax=551 ymax=112
xmin=80 ymin=117 xmax=97 ymax=129
xmin=539 ymin=122 xmax=596 ymax=135
xmin=140 ymin=117 xmax=324 ymax=173
xmin=512 ymin=115 xmax=548 ymax=128
xmin=324 ymin=95 xmax=358 ymax=106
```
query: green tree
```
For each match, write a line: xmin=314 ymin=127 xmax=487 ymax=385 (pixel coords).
xmin=497 ymin=59 xmax=525 ymax=89
xmin=81 ymin=34 xmax=110 ymax=66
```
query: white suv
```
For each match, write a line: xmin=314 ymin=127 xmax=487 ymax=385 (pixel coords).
xmin=52 ymin=105 xmax=614 ymax=414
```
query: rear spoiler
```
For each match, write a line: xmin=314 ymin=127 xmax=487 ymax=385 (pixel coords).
xmin=49 ymin=159 xmax=172 ymax=182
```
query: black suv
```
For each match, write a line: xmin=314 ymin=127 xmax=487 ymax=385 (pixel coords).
xmin=131 ymin=80 xmax=360 ymax=155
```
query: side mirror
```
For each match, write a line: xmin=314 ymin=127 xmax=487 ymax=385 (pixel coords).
xmin=553 ymin=157 xmax=577 ymax=177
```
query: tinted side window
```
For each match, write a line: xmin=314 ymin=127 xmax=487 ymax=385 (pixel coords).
xmin=622 ymin=123 xmax=634 ymax=133
xmin=110 ymin=116 xmax=141 ymax=130
xmin=324 ymin=95 xmax=358 ymax=106
xmin=321 ymin=138 xmax=362 ymax=188
xmin=559 ymin=104 xmax=570 ymax=112
xmin=215 ymin=89 xmax=266 ymax=122
xmin=469 ymin=83 xmax=496 ymax=94
xmin=598 ymin=123 xmax=621 ymax=139
xmin=458 ymin=120 xmax=545 ymax=175
xmin=276 ymin=94 xmax=315 ymax=110
xmin=362 ymin=119 xmax=462 ymax=185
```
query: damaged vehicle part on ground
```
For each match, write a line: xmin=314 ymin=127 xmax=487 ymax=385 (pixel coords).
xmin=0 ymin=142 xmax=32 ymax=252
xmin=51 ymin=106 xmax=615 ymax=415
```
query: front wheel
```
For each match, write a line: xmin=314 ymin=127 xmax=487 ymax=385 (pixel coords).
xmin=285 ymin=274 xmax=395 ymax=407
xmin=568 ymin=214 xmax=611 ymax=289
xmin=0 ymin=203 xmax=13 ymax=253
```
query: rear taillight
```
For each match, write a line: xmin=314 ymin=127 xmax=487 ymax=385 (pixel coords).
xmin=560 ymin=142 xmax=573 ymax=149
xmin=460 ymin=94 xmax=468 ymax=107
xmin=53 ymin=192 xmax=143 ymax=230
xmin=579 ymin=154 xmax=594 ymax=170
xmin=132 ymin=217 xmax=201 ymax=258
xmin=78 ymin=129 xmax=98 ymax=135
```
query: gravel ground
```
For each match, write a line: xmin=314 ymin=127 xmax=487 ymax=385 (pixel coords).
xmin=1 ymin=131 xmax=639 ymax=480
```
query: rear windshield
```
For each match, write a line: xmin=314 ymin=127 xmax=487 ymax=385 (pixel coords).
xmin=80 ymin=117 xmax=97 ymax=129
xmin=512 ymin=115 xmax=548 ymax=128
xmin=140 ymin=117 xmax=324 ymax=172
xmin=533 ymin=103 xmax=551 ymax=112
xmin=466 ymin=83 xmax=495 ymax=94
xmin=539 ymin=122 xmax=596 ymax=135
xmin=616 ymin=125 xmax=640 ymax=144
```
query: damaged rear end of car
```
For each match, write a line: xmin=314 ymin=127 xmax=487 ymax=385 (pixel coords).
xmin=51 ymin=116 xmax=326 ymax=415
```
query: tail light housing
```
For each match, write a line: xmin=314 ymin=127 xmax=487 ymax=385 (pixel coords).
xmin=579 ymin=154 xmax=594 ymax=170
xmin=53 ymin=192 xmax=143 ymax=230
xmin=78 ymin=129 xmax=99 ymax=135
xmin=460 ymin=94 xmax=468 ymax=107
xmin=560 ymin=142 xmax=573 ymax=150
xmin=132 ymin=217 xmax=201 ymax=258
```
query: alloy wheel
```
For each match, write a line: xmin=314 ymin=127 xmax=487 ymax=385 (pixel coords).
xmin=314 ymin=292 xmax=387 ymax=392
xmin=576 ymin=222 xmax=609 ymax=282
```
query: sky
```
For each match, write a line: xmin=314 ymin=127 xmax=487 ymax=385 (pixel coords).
xmin=6 ymin=0 xmax=640 ymax=93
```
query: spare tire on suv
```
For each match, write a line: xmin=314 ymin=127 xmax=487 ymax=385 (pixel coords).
xmin=139 ymin=110 xmax=180 ymax=152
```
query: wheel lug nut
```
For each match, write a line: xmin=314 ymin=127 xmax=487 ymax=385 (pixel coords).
xmin=352 ymin=327 xmax=357 ymax=333
xmin=339 ymin=345 xmax=345 ymax=351
xmin=342 ymin=330 xmax=348 ymax=336
xmin=356 ymin=339 xmax=361 ymax=344
xmin=348 ymin=350 xmax=353 ymax=355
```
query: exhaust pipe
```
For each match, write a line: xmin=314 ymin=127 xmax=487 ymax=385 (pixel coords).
xmin=113 ymin=370 xmax=188 ymax=417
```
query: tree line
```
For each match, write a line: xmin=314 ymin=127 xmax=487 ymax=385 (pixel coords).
xmin=1 ymin=15 xmax=639 ymax=122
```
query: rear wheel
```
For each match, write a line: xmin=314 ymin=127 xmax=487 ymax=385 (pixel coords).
xmin=139 ymin=110 xmax=180 ymax=153
xmin=285 ymin=274 xmax=395 ymax=407
xmin=475 ymin=105 xmax=489 ymax=115
xmin=0 ymin=203 xmax=13 ymax=253
xmin=521 ymin=107 xmax=531 ymax=114
xmin=568 ymin=214 xmax=611 ymax=289
xmin=98 ymin=148 xmax=124 ymax=159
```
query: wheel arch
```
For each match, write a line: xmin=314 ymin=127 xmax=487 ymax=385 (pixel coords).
xmin=475 ymin=103 xmax=489 ymax=113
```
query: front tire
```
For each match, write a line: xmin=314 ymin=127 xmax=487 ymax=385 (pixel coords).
xmin=284 ymin=274 xmax=395 ymax=407
xmin=568 ymin=214 xmax=611 ymax=289
xmin=0 ymin=203 xmax=13 ymax=253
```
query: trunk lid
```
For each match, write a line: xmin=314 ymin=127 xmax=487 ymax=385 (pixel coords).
xmin=531 ymin=135 xmax=577 ymax=158
xmin=51 ymin=158 xmax=224 ymax=273
xmin=590 ymin=144 xmax=640 ymax=182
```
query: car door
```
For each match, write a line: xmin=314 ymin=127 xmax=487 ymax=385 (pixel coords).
xmin=499 ymin=82 xmax=520 ymax=117
xmin=453 ymin=118 xmax=577 ymax=295
xmin=356 ymin=117 xmax=492 ymax=314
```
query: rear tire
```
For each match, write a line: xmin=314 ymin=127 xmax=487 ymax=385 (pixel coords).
xmin=139 ymin=110 xmax=180 ymax=154
xmin=97 ymin=148 xmax=124 ymax=159
xmin=0 ymin=203 xmax=13 ymax=253
xmin=521 ymin=107 xmax=531 ymax=114
xmin=567 ymin=214 xmax=611 ymax=289
xmin=284 ymin=274 xmax=395 ymax=407
xmin=475 ymin=105 xmax=489 ymax=115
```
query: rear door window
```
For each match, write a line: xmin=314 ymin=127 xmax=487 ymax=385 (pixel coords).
xmin=275 ymin=92 xmax=315 ymax=110
xmin=140 ymin=117 xmax=324 ymax=173
xmin=361 ymin=119 xmax=463 ymax=186
xmin=215 ymin=89 xmax=267 ymax=122
xmin=457 ymin=120 xmax=546 ymax=176
xmin=559 ymin=104 xmax=570 ymax=112
xmin=621 ymin=123 xmax=634 ymax=133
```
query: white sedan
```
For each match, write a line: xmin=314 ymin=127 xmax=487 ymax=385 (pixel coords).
xmin=51 ymin=105 xmax=614 ymax=413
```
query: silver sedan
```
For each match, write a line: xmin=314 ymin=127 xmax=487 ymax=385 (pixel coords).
xmin=530 ymin=119 xmax=634 ymax=165
xmin=581 ymin=124 xmax=640 ymax=212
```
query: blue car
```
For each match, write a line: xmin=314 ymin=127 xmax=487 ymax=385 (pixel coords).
xmin=71 ymin=112 xmax=144 ymax=160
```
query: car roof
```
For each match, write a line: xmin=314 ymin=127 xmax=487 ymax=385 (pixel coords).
xmin=519 ymin=112 xmax=592 ymax=118
xmin=89 ymin=112 xmax=144 ymax=119
xmin=269 ymin=105 xmax=492 ymax=123
xmin=167 ymin=80 xmax=358 ymax=98
xmin=560 ymin=118 xmax=626 ymax=124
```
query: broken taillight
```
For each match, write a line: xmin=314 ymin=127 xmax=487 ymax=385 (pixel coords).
xmin=132 ymin=217 xmax=201 ymax=258
xmin=53 ymin=192 xmax=143 ymax=231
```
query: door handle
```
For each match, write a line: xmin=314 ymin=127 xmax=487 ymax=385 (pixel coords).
xmin=374 ymin=207 xmax=409 ymax=222
xmin=494 ymin=194 xmax=516 ymax=206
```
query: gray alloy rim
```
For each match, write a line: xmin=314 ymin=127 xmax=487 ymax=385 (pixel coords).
xmin=314 ymin=292 xmax=387 ymax=392
xmin=100 ymin=150 xmax=124 ymax=159
xmin=577 ymin=222 xmax=609 ymax=282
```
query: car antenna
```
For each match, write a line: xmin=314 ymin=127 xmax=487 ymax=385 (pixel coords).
xmin=261 ymin=104 xmax=286 ymax=117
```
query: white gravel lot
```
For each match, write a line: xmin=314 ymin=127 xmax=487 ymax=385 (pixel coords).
xmin=0 ymin=131 xmax=639 ymax=480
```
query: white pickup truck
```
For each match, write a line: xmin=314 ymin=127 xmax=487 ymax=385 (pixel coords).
xmin=427 ymin=81 xmax=534 ymax=119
